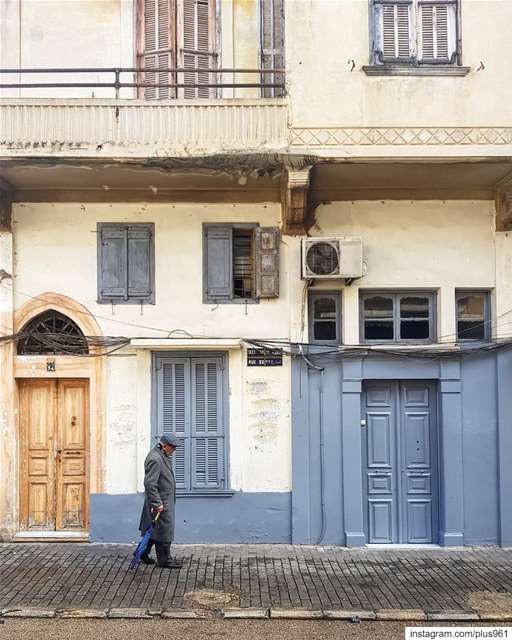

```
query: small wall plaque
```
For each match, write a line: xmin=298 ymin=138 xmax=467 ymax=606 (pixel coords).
xmin=247 ymin=348 xmax=283 ymax=367
xmin=46 ymin=360 xmax=56 ymax=372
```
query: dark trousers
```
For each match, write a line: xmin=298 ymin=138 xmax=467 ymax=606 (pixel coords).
xmin=146 ymin=539 xmax=170 ymax=565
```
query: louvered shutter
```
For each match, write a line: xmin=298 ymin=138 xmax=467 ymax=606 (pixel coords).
xmin=376 ymin=2 xmax=413 ymax=61
xmin=419 ymin=2 xmax=455 ymax=62
xmin=159 ymin=359 xmax=190 ymax=490
xmin=204 ymin=225 xmax=233 ymax=301
xmin=255 ymin=227 xmax=280 ymax=298
xmin=178 ymin=0 xmax=217 ymax=98
xmin=191 ymin=358 xmax=224 ymax=490
xmin=127 ymin=225 xmax=154 ymax=301
xmin=138 ymin=0 xmax=175 ymax=99
xmin=99 ymin=226 xmax=127 ymax=301
xmin=260 ymin=0 xmax=285 ymax=97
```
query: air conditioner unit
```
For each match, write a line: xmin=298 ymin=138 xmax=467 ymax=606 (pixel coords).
xmin=301 ymin=237 xmax=363 ymax=279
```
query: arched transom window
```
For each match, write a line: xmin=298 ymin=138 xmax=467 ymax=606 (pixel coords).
xmin=17 ymin=310 xmax=88 ymax=355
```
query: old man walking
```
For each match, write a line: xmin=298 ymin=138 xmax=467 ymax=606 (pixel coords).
xmin=139 ymin=434 xmax=183 ymax=568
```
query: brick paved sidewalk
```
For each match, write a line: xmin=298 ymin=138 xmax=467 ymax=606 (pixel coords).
xmin=1 ymin=544 xmax=512 ymax=621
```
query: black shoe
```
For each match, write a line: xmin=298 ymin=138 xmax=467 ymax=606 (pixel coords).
xmin=140 ymin=554 xmax=156 ymax=565
xmin=157 ymin=559 xmax=183 ymax=569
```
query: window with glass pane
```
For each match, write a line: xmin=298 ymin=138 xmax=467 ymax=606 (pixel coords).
xmin=361 ymin=292 xmax=435 ymax=343
xmin=363 ymin=295 xmax=394 ymax=341
xmin=456 ymin=292 xmax=489 ymax=340
xmin=309 ymin=293 xmax=340 ymax=344
xmin=400 ymin=296 xmax=430 ymax=339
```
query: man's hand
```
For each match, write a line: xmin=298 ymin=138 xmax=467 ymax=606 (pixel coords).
xmin=152 ymin=505 xmax=164 ymax=514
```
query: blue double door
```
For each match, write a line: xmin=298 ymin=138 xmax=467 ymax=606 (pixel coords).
xmin=362 ymin=381 xmax=439 ymax=544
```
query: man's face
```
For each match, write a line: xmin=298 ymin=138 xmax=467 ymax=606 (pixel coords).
xmin=162 ymin=444 xmax=176 ymax=457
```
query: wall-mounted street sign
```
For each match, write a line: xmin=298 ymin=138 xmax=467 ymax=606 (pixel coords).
xmin=247 ymin=347 xmax=283 ymax=367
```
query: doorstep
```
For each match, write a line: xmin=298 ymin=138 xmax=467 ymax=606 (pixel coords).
xmin=13 ymin=530 xmax=89 ymax=543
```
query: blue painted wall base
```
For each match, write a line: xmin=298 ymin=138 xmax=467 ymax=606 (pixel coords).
xmin=90 ymin=491 xmax=291 ymax=543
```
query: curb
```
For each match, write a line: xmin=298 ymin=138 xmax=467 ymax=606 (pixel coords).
xmin=223 ymin=608 xmax=270 ymax=619
xmin=0 ymin=607 xmax=496 ymax=621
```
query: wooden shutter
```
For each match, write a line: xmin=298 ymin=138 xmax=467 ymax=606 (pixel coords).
xmin=419 ymin=2 xmax=455 ymax=62
xmin=191 ymin=358 xmax=224 ymax=490
xmin=204 ymin=225 xmax=233 ymax=301
xmin=178 ymin=0 xmax=217 ymax=98
xmin=159 ymin=359 xmax=190 ymax=491
xmin=260 ymin=0 xmax=285 ymax=97
xmin=137 ymin=0 xmax=175 ymax=99
xmin=255 ymin=227 xmax=280 ymax=298
xmin=99 ymin=226 xmax=127 ymax=301
xmin=377 ymin=2 xmax=413 ymax=61
xmin=127 ymin=225 xmax=154 ymax=301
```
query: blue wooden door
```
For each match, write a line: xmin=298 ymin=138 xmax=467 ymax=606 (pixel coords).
xmin=362 ymin=382 xmax=438 ymax=544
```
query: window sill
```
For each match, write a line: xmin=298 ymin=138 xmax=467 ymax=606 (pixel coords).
xmin=362 ymin=65 xmax=471 ymax=77
xmin=97 ymin=299 xmax=155 ymax=305
xmin=203 ymin=298 xmax=259 ymax=305
xmin=176 ymin=490 xmax=235 ymax=498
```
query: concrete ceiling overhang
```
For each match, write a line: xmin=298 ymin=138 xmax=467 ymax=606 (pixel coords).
xmin=0 ymin=155 xmax=511 ymax=203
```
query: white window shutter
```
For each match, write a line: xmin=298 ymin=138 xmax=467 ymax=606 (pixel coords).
xmin=139 ymin=0 xmax=174 ymax=99
xmin=178 ymin=0 xmax=217 ymax=98
xmin=377 ymin=2 xmax=413 ymax=61
xmin=260 ymin=0 xmax=285 ymax=97
xmin=419 ymin=2 xmax=456 ymax=62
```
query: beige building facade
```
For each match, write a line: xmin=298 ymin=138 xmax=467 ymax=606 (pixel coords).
xmin=0 ymin=0 xmax=511 ymax=546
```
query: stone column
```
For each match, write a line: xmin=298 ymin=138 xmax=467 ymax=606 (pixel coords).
xmin=341 ymin=358 xmax=365 ymax=546
xmin=439 ymin=359 xmax=464 ymax=546
xmin=0 ymin=230 xmax=15 ymax=539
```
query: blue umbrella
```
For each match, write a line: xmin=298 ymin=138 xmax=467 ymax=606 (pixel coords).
xmin=129 ymin=512 xmax=160 ymax=569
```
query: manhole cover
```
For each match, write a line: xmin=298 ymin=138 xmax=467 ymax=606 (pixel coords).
xmin=184 ymin=589 xmax=240 ymax=609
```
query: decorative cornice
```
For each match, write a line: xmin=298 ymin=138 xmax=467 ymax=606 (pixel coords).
xmin=290 ymin=127 xmax=512 ymax=147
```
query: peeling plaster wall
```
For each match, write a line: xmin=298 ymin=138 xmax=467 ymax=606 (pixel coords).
xmin=286 ymin=0 xmax=512 ymax=128
xmin=13 ymin=201 xmax=293 ymax=496
xmin=106 ymin=352 xmax=139 ymax=494
xmin=290 ymin=200 xmax=496 ymax=344
xmin=10 ymin=199 xmax=497 ymax=504
xmin=0 ymin=0 xmax=261 ymax=100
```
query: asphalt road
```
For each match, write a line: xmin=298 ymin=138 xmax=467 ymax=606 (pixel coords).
xmin=1 ymin=620 xmax=509 ymax=640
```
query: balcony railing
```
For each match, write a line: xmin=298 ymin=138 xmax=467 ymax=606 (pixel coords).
xmin=0 ymin=68 xmax=289 ymax=157
xmin=0 ymin=67 xmax=286 ymax=99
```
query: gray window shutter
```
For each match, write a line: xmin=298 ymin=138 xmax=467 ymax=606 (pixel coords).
xmin=376 ymin=2 xmax=413 ymax=61
xmin=255 ymin=227 xmax=280 ymax=298
xmin=191 ymin=358 xmax=224 ymax=490
xmin=159 ymin=359 xmax=190 ymax=491
xmin=205 ymin=225 xmax=233 ymax=300
xmin=127 ymin=225 xmax=154 ymax=300
xmin=419 ymin=2 xmax=455 ymax=62
xmin=99 ymin=226 xmax=127 ymax=300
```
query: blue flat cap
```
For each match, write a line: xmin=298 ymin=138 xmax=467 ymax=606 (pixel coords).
xmin=160 ymin=433 xmax=179 ymax=447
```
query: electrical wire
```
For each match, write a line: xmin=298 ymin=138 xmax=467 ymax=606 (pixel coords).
xmin=5 ymin=284 xmax=512 ymax=361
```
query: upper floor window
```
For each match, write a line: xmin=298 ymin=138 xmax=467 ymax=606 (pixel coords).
xmin=456 ymin=290 xmax=490 ymax=341
xmin=97 ymin=223 xmax=155 ymax=305
xmin=260 ymin=0 xmax=285 ymax=97
xmin=137 ymin=0 xmax=285 ymax=98
xmin=370 ymin=0 xmax=459 ymax=68
xmin=361 ymin=291 xmax=436 ymax=343
xmin=137 ymin=0 xmax=218 ymax=99
xmin=203 ymin=224 xmax=280 ymax=303
xmin=309 ymin=292 xmax=341 ymax=345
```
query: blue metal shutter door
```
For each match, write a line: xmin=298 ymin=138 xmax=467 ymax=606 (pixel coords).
xmin=159 ymin=359 xmax=191 ymax=491
xmin=191 ymin=358 xmax=224 ymax=489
